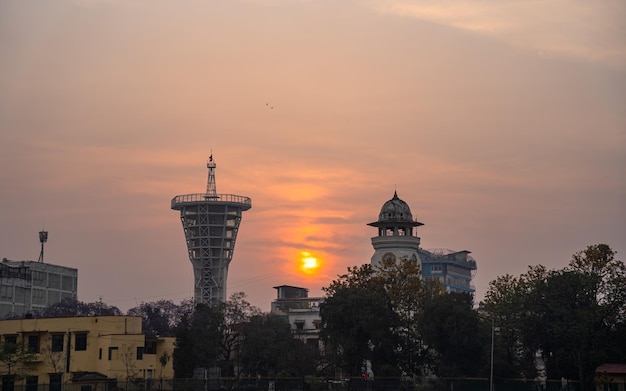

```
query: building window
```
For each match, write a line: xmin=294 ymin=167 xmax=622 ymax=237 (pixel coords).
xmin=136 ymin=347 xmax=144 ymax=360
xmin=3 ymin=335 xmax=17 ymax=353
xmin=26 ymin=376 xmax=38 ymax=391
xmin=51 ymin=334 xmax=64 ymax=352
xmin=145 ymin=340 xmax=156 ymax=354
xmin=80 ymin=386 xmax=92 ymax=391
xmin=99 ymin=348 xmax=102 ymax=360
xmin=75 ymin=333 xmax=87 ymax=351
xmin=108 ymin=346 xmax=118 ymax=360
xmin=2 ymin=375 xmax=15 ymax=391
xmin=49 ymin=374 xmax=62 ymax=391
xmin=28 ymin=335 xmax=40 ymax=353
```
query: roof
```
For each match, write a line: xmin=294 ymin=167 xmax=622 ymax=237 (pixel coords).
xmin=368 ymin=191 xmax=423 ymax=227
xmin=596 ymin=363 xmax=626 ymax=374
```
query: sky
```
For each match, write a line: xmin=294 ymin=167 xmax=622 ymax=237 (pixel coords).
xmin=0 ymin=0 xmax=624 ymax=313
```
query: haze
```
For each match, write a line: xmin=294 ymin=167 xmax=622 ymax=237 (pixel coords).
xmin=1 ymin=0 xmax=624 ymax=312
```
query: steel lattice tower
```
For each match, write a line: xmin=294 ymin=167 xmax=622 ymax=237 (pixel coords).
xmin=171 ymin=156 xmax=251 ymax=307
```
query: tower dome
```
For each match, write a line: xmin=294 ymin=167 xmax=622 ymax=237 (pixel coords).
xmin=378 ymin=191 xmax=414 ymax=223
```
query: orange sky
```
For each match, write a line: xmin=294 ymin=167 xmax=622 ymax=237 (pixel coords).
xmin=1 ymin=0 xmax=624 ymax=311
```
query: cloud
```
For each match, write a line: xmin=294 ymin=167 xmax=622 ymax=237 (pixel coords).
xmin=369 ymin=0 xmax=626 ymax=68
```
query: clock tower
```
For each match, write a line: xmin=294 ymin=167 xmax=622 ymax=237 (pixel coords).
xmin=368 ymin=191 xmax=423 ymax=268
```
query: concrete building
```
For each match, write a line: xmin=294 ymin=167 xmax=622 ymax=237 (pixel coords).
xmin=369 ymin=192 xmax=476 ymax=295
xmin=171 ymin=156 xmax=251 ymax=307
xmin=0 ymin=315 xmax=175 ymax=391
xmin=270 ymin=286 xmax=321 ymax=347
xmin=0 ymin=259 xmax=78 ymax=318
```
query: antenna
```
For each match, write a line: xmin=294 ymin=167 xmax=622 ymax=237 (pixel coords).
xmin=38 ymin=230 xmax=48 ymax=263
xmin=205 ymin=153 xmax=218 ymax=199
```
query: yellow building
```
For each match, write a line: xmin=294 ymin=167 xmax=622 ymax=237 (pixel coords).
xmin=0 ymin=316 xmax=175 ymax=391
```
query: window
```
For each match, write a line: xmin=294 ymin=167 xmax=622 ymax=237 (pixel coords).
xmin=2 ymin=375 xmax=15 ymax=391
xmin=108 ymin=347 xmax=118 ymax=360
xmin=28 ymin=335 xmax=40 ymax=353
xmin=99 ymin=348 xmax=102 ymax=360
xmin=80 ymin=386 xmax=92 ymax=391
xmin=26 ymin=376 xmax=38 ymax=391
xmin=75 ymin=333 xmax=87 ymax=351
xmin=49 ymin=374 xmax=62 ymax=391
xmin=51 ymin=334 xmax=64 ymax=352
xmin=145 ymin=340 xmax=157 ymax=354
xmin=136 ymin=347 xmax=144 ymax=360
xmin=3 ymin=335 xmax=17 ymax=353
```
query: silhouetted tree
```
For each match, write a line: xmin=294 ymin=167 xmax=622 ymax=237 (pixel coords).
xmin=237 ymin=314 xmax=294 ymax=377
xmin=485 ymin=244 xmax=626 ymax=391
xmin=417 ymin=292 xmax=490 ymax=377
xmin=173 ymin=303 xmax=225 ymax=378
xmin=41 ymin=297 xmax=121 ymax=317
xmin=127 ymin=299 xmax=194 ymax=337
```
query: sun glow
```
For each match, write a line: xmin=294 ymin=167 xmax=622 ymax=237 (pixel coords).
xmin=299 ymin=251 xmax=321 ymax=275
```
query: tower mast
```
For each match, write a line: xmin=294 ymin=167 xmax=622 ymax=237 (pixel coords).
xmin=205 ymin=154 xmax=217 ymax=198
xmin=38 ymin=230 xmax=48 ymax=263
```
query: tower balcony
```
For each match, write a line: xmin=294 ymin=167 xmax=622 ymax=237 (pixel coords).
xmin=171 ymin=193 xmax=252 ymax=210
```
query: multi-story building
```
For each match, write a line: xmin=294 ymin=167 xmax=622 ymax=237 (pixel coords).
xmin=0 ymin=315 xmax=175 ymax=391
xmin=0 ymin=259 xmax=78 ymax=318
xmin=419 ymin=248 xmax=476 ymax=294
xmin=368 ymin=192 xmax=477 ymax=295
xmin=270 ymin=286 xmax=321 ymax=347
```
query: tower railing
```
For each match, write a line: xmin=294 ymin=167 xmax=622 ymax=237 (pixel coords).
xmin=171 ymin=193 xmax=252 ymax=209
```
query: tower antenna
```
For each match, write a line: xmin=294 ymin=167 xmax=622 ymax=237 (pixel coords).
xmin=205 ymin=152 xmax=217 ymax=198
xmin=38 ymin=229 xmax=48 ymax=263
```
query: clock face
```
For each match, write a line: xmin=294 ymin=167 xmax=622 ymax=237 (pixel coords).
xmin=382 ymin=253 xmax=396 ymax=264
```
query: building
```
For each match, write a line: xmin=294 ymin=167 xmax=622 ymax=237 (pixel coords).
xmin=0 ymin=259 xmax=78 ymax=318
xmin=419 ymin=248 xmax=476 ymax=294
xmin=171 ymin=156 xmax=251 ymax=307
xmin=368 ymin=192 xmax=476 ymax=294
xmin=595 ymin=364 xmax=626 ymax=391
xmin=270 ymin=286 xmax=321 ymax=347
xmin=0 ymin=315 xmax=175 ymax=391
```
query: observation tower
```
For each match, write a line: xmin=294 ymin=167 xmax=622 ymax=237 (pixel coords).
xmin=171 ymin=156 xmax=251 ymax=307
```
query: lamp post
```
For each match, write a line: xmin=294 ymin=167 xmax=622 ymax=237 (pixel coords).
xmin=490 ymin=317 xmax=494 ymax=391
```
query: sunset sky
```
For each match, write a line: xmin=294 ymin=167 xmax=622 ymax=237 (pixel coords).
xmin=1 ymin=0 xmax=624 ymax=312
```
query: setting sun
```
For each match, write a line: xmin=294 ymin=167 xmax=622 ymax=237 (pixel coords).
xmin=299 ymin=251 xmax=321 ymax=275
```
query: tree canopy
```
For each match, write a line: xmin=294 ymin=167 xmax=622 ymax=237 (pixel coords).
xmin=484 ymin=244 xmax=626 ymax=391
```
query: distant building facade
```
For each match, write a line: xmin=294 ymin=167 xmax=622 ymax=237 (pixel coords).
xmin=369 ymin=192 xmax=476 ymax=294
xmin=0 ymin=259 xmax=78 ymax=318
xmin=270 ymin=285 xmax=321 ymax=347
xmin=0 ymin=315 xmax=175 ymax=391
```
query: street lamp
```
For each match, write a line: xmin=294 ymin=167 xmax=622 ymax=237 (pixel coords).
xmin=490 ymin=317 xmax=494 ymax=391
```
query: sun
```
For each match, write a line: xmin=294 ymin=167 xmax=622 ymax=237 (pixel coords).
xmin=298 ymin=251 xmax=321 ymax=275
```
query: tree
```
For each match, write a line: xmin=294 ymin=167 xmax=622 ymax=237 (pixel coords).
xmin=321 ymin=263 xmax=401 ymax=378
xmin=0 ymin=338 xmax=36 ymax=380
xmin=120 ymin=345 xmax=140 ymax=381
xmin=127 ymin=299 xmax=193 ymax=337
xmin=173 ymin=303 xmax=225 ymax=378
xmin=417 ymin=292 xmax=489 ymax=377
xmin=484 ymin=244 xmax=626 ymax=391
xmin=377 ymin=256 xmax=444 ymax=376
xmin=41 ymin=297 xmax=122 ymax=317
xmin=221 ymin=292 xmax=261 ymax=376
xmin=237 ymin=314 xmax=295 ymax=377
